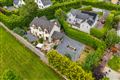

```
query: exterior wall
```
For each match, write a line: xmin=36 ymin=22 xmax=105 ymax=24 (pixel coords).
xmin=80 ymin=22 xmax=91 ymax=33
xmin=67 ymin=13 xmax=76 ymax=24
xmin=30 ymin=23 xmax=60 ymax=42
xmin=67 ymin=12 xmax=98 ymax=33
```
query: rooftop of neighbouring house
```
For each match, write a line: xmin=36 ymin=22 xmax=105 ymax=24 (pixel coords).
xmin=56 ymin=35 xmax=85 ymax=61
xmin=41 ymin=0 xmax=52 ymax=6
xmin=30 ymin=16 xmax=60 ymax=33
xmin=69 ymin=9 xmax=98 ymax=26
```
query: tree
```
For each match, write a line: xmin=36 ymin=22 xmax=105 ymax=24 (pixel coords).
xmin=105 ymin=29 xmax=120 ymax=48
xmin=19 ymin=0 xmax=38 ymax=27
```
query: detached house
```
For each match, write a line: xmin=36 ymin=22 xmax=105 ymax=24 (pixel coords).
xmin=35 ymin=0 xmax=52 ymax=9
xmin=13 ymin=0 xmax=25 ymax=8
xmin=30 ymin=16 xmax=61 ymax=42
xmin=67 ymin=9 xmax=98 ymax=33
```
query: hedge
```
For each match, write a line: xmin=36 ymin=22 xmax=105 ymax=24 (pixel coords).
xmin=55 ymin=9 xmax=106 ymax=71
xmin=47 ymin=50 xmax=94 ymax=80
xmin=90 ymin=13 xmax=114 ymax=39
xmin=81 ymin=1 xmax=120 ymax=11
xmin=82 ymin=47 xmax=105 ymax=71
xmin=55 ymin=9 xmax=106 ymax=49
xmin=37 ymin=0 xmax=82 ymax=19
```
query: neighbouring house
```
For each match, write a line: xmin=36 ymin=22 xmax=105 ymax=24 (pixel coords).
xmin=57 ymin=35 xmax=85 ymax=61
xmin=117 ymin=22 xmax=120 ymax=36
xmin=35 ymin=0 xmax=52 ymax=9
xmin=13 ymin=0 xmax=25 ymax=8
xmin=67 ymin=9 xmax=98 ymax=33
xmin=30 ymin=16 xmax=61 ymax=42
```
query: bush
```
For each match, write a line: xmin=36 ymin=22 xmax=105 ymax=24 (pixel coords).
xmin=108 ymin=55 xmax=120 ymax=71
xmin=82 ymin=47 xmax=105 ymax=71
xmin=90 ymin=28 xmax=104 ymax=39
xmin=38 ymin=38 xmax=43 ymax=43
xmin=47 ymin=50 xmax=94 ymax=80
xmin=2 ymin=69 xmax=22 ymax=80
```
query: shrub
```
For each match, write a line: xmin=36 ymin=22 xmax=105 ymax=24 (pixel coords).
xmin=47 ymin=50 xmax=94 ymax=80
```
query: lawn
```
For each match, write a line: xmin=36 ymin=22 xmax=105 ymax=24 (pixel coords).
xmin=108 ymin=55 xmax=120 ymax=72
xmin=0 ymin=27 xmax=62 ymax=80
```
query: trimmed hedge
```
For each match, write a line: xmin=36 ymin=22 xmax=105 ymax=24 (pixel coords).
xmin=90 ymin=13 xmax=114 ymax=39
xmin=82 ymin=1 xmax=120 ymax=11
xmin=47 ymin=50 xmax=94 ymax=80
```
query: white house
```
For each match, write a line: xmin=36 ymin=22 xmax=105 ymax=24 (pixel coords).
xmin=13 ymin=0 xmax=25 ymax=8
xmin=67 ymin=9 xmax=98 ymax=33
xmin=30 ymin=16 xmax=62 ymax=42
xmin=35 ymin=0 xmax=52 ymax=9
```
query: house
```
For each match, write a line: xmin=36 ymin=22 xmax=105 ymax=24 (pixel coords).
xmin=35 ymin=0 xmax=52 ymax=9
xmin=57 ymin=35 xmax=85 ymax=61
xmin=67 ymin=9 xmax=98 ymax=33
xmin=13 ymin=0 xmax=25 ymax=8
xmin=117 ymin=22 xmax=120 ymax=36
xmin=30 ymin=16 xmax=61 ymax=42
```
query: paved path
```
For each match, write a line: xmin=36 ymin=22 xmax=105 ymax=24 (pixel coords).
xmin=103 ymin=67 xmax=120 ymax=80
xmin=0 ymin=22 xmax=48 ymax=64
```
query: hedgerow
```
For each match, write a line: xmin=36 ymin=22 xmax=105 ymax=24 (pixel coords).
xmin=47 ymin=50 xmax=94 ymax=80
xmin=90 ymin=13 xmax=114 ymax=39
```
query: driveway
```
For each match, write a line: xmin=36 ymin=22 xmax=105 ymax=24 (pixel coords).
xmin=103 ymin=67 xmax=120 ymax=80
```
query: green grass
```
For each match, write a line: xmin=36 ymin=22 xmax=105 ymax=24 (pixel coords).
xmin=0 ymin=27 xmax=62 ymax=80
xmin=108 ymin=55 xmax=120 ymax=72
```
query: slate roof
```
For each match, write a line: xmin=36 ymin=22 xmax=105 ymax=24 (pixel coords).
xmin=70 ymin=9 xmax=97 ymax=26
xmin=30 ymin=16 xmax=58 ymax=33
xmin=41 ymin=0 xmax=52 ymax=6
xmin=52 ymin=31 xmax=63 ymax=40
xmin=14 ymin=0 xmax=19 ymax=5
xmin=57 ymin=35 xmax=85 ymax=61
xmin=25 ymin=32 xmax=38 ymax=42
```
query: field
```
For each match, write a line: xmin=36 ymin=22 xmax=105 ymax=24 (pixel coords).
xmin=0 ymin=27 xmax=62 ymax=80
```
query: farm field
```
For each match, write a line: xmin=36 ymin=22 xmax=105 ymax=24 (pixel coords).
xmin=0 ymin=27 xmax=62 ymax=80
